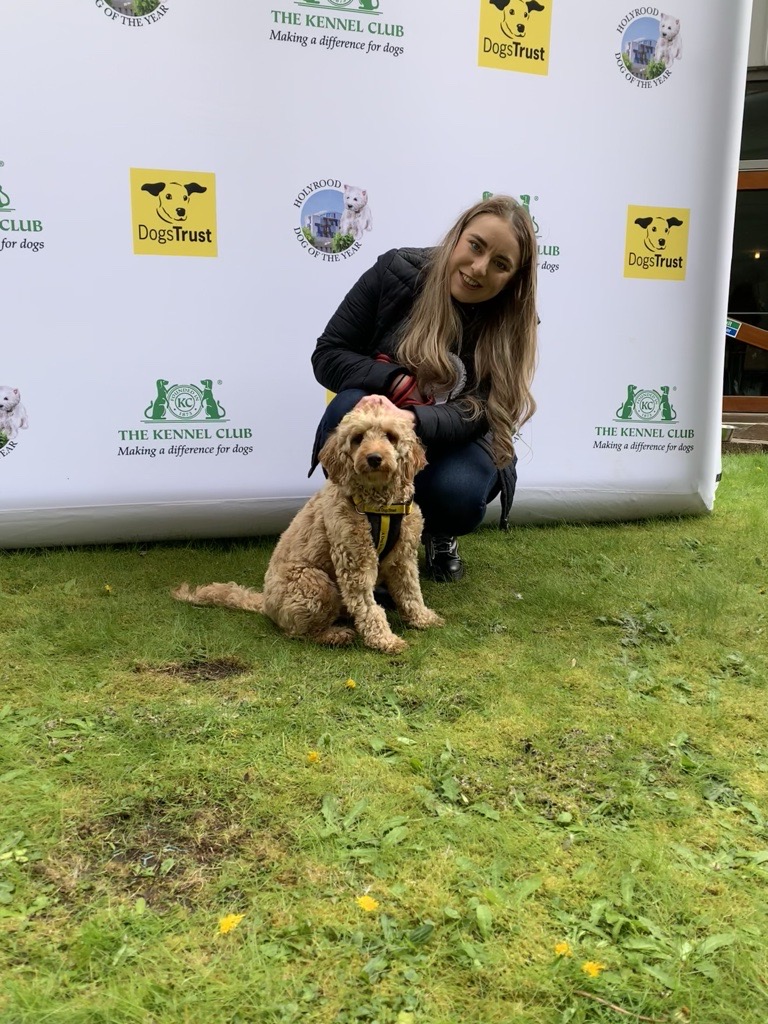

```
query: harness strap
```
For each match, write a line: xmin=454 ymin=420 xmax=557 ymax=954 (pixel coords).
xmin=354 ymin=501 xmax=413 ymax=560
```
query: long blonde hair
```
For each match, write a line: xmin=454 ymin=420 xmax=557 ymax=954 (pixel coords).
xmin=396 ymin=195 xmax=538 ymax=467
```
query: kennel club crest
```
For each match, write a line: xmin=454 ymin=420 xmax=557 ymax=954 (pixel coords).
xmin=478 ymin=0 xmax=553 ymax=76
xmin=616 ymin=8 xmax=682 ymax=88
xmin=293 ymin=178 xmax=372 ymax=262
xmin=624 ymin=205 xmax=689 ymax=281
xmin=130 ymin=168 xmax=217 ymax=257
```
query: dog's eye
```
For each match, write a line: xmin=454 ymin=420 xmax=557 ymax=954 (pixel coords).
xmin=385 ymin=432 xmax=398 ymax=444
xmin=165 ymin=193 xmax=172 ymax=200
xmin=351 ymin=433 xmax=364 ymax=446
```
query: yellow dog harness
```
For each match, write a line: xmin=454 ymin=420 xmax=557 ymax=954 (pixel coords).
xmin=354 ymin=500 xmax=413 ymax=560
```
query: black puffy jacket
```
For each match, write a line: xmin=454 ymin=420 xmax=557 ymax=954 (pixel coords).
xmin=312 ymin=247 xmax=492 ymax=449
xmin=310 ymin=247 xmax=518 ymax=527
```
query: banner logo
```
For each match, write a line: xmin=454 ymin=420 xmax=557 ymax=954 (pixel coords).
xmin=593 ymin=384 xmax=694 ymax=454
xmin=131 ymin=168 xmax=217 ymax=257
xmin=95 ymin=0 xmax=169 ymax=27
xmin=624 ymin=205 xmax=689 ymax=280
xmin=616 ymin=9 xmax=681 ymax=88
xmin=293 ymin=179 xmax=372 ymax=262
xmin=117 ymin=379 xmax=254 ymax=458
xmin=0 ymin=386 xmax=29 ymax=459
xmin=478 ymin=0 xmax=552 ymax=76
xmin=269 ymin=1 xmax=405 ymax=58
xmin=0 ymin=172 xmax=45 ymax=254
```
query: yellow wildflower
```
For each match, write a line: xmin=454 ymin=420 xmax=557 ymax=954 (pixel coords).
xmin=356 ymin=895 xmax=379 ymax=913
xmin=306 ymin=750 xmax=320 ymax=764
xmin=554 ymin=941 xmax=573 ymax=957
xmin=218 ymin=913 xmax=245 ymax=935
xmin=103 ymin=584 xmax=112 ymax=594
xmin=345 ymin=678 xmax=357 ymax=689
xmin=581 ymin=960 xmax=607 ymax=978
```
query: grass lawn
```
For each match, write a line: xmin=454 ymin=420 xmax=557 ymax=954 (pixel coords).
xmin=1 ymin=453 xmax=767 ymax=1024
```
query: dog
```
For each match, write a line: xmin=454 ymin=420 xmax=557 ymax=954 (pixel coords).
xmin=634 ymin=215 xmax=684 ymax=253
xmin=655 ymin=14 xmax=682 ymax=67
xmin=339 ymin=185 xmax=373 ymax=242
xmin=174 ymin=400 xmax=443 ymax=653
xmin=0 ymin=386 xmax=29 ymax=440
xmin=140 ymin=181 xmax=207 ymax=224
xmin=489 ymin=0 xmax=546 ymax=40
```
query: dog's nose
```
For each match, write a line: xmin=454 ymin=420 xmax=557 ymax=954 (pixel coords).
xmin=176 ymin=208 xmax=186 ymax=218
xmin=517 ymin=23 xmax=525 ymax=32
xmin=658 ymin=238 xmax=666 ymax=247
xmin=367 ymin=453 xmax=382 ymax=469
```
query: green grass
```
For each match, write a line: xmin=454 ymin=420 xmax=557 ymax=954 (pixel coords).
xmin=1 ymin=454 xmax=767 ymax=1024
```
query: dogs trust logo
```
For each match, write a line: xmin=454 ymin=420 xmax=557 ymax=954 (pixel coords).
xmin=130 ymin=168 xmax=217 ymax=257
xmin=94 ymin=0 xmax=169 ymax=27
xmin=616 ymin=8 xmax=681 ymax=88
xmin=478 ymin=0 xmax=553 ymax=76
xmin=624 ymin=205 xmax=689 ymax=281
xmin=293 ymin=178 xmax=372 ymax=262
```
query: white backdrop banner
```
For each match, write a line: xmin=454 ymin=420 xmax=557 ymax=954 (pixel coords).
xmin=0 ymin=0 xmax=753 ymax=546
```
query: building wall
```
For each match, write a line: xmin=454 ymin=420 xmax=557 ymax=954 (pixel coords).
xmin=750 ymin=0 xmax=768 ymax=67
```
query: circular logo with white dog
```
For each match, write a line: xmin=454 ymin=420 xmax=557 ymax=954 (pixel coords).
xmin=615 ymin=9 xmax=681 ymax=88
xmin=0 ymin=385 xmax=29 ymax=459
xmin=292 ymin=178 xmax=373 ymax=263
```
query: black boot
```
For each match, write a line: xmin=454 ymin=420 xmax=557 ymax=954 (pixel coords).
xmin=424 ymin=534 xmax=465 ymax=582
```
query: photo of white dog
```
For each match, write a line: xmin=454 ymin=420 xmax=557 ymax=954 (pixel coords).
xmin=0 ymin=386 xmax=29 ymax=440
xmin=655 ymin=14 xmax=682 ymax=68
xmin=339 ymin=185 xmax=373 ymax=242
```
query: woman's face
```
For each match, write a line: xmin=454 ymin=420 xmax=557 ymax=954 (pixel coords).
xmin=448 ymin=213 xmax=521 ymax=304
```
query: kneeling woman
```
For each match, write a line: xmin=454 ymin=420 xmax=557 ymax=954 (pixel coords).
xmin=309 ymin=194 xmax=539 ymax=582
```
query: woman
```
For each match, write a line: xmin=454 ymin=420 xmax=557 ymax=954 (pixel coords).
xmin=309 ymin=194 xmax=538 ymax=583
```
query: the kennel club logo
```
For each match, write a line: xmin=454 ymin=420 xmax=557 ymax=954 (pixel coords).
xmin=593 ymin=384 xmax=694 ymax=453
xmin=616 ymin=9 xmax=681 ymax=88
xmin=94 ymin=0 xmax=169 ymax=27
xmin=293 ymin=178 xmax=372 ymax=262
xmin=0 ymin=386 xmax=29 ymax=459
xmin=624 ymin=205 xmax=689 ymax=281
xmin=130 ymin=168 xmax=217 ymax=257
xmin=117 ymin=379 xmax=254 ymax=459
xmin=478 ymin=0 xmax=553 ymax=76
xmin=0 ymin=177 xmax=45 ymax=254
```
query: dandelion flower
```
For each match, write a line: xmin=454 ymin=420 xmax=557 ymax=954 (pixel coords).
xmin=581 ymin=960 xmax=606 ymax=978
xmin=103 ymin=584 xmax=113 ymax=594
xmin=554 ymin=941 xmax=573 ymax=957
xmin=345 ymin=678 xmax=357 ymax=689
xmin=356 ymin=895 xmax=379 ymax=913
xmin=218 ymin=913 xmax=245 ymax=935
xmin=306 ymin=750 xmax=320 ymax=764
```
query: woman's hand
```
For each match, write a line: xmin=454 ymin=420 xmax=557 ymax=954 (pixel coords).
xmin=355 ymin=394 xmax=416 ymax=423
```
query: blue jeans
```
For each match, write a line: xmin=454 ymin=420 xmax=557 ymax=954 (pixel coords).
xmin=312 ymin=390 xmax=503 ymax=537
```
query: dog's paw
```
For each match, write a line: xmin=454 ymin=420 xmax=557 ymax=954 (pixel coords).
xmin=368 ymin=633 xmax=407 ymax=654
xmin=411 ymin=608 xmax=445 ymax=629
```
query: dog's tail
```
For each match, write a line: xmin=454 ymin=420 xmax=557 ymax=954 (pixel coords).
xmin=173 ymin=581 xmax=265 ymax=613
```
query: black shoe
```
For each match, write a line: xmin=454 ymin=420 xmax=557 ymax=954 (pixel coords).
xmin=373 ymin=583 xmax=397 ymax=610
xmin=424 ymin=534 xmax=465 ymax=582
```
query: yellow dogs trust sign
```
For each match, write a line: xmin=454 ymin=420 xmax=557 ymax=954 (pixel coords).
xmin=624 ymin=205 xmax=689 ymax=281
xmin=478 ymin=0 xmax=552 ymax=76
xmin=130 ymin=168 xmax=218 ymax=257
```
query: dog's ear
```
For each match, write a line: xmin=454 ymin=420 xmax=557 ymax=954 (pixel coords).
xmin=667 ymin=217 xmax=684 ymax=229
xmin=397 ymin=432 xmax=427 ymax=492
xmin=634 ymin=217 xmax=653 ymax=229
xmin=527 ymin=0 xmax=546 ymax=12
xmin=185 ymin=182 xmax=207 ymax=196
xmin=489 ymin=0 xmax=509 ymax=10
xmin=141 ymin=182 xmax=166 ymax=197
xmin=318 ymin=428 xmax=349 ymax=486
